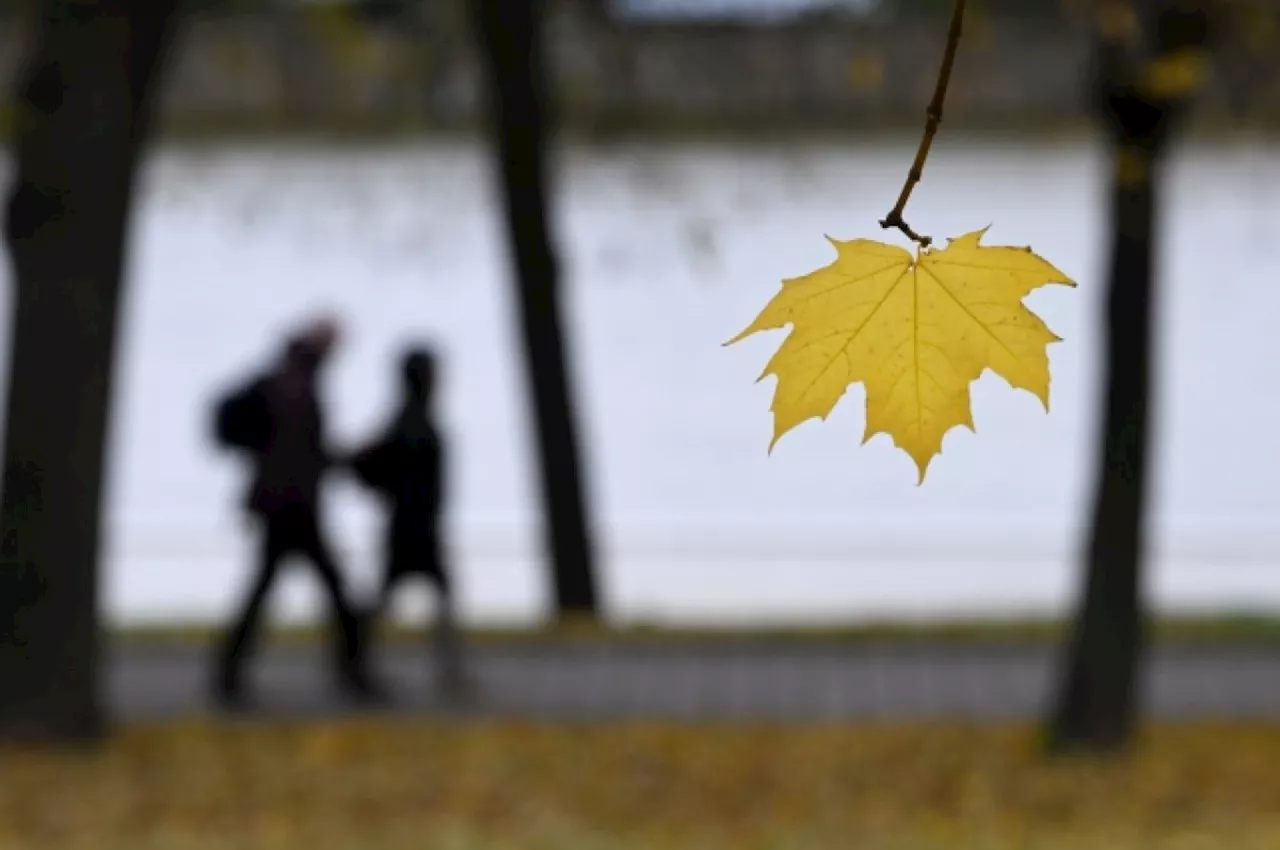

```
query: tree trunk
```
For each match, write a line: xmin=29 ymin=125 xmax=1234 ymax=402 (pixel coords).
xmin=0 ymin=0 xmax=181 ymax=742
xmin=1048 ymin=0 xmax=1209 ymax=755
xmin=1048 ymin=140 xmax=1159 ymax=754
xmin=470 ymin=0 xmax=601 ymax=617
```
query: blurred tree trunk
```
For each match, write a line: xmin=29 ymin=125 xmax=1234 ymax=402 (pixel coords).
xmin=0 ymin=0 xmax=181 ymax=742
xmin=471 ymin=0 xmax=601 ymax=618
xmin=1048 ymin=0 xmax=1209 ymax=755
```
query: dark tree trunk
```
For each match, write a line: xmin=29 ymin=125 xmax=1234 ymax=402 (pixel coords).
xmin=0 ymin=0 xmax=181 ymax=742
xmin=1048 ymin=1 xmax=1209 ymax=755
xmin=1049 ymin=142 xmax=1159 ymax=753
xmin=470 ymin=0 xmax=601 ymax=617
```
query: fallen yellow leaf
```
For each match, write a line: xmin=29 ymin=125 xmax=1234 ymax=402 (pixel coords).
xmin=728 ymin=228 xmax=1074 ymax=482
xmin=5 ymin=719 xmax=1280 ymax=850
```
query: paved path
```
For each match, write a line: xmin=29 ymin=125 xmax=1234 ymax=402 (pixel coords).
xmin=109 ymin=641 xmax=1280 ymax=722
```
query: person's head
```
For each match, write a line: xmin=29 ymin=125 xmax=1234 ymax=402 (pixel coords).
xmin=304 ymin=314 xmax=341 ymax=361
xmin=401 ymin=345 xmax=437 ymax=401
xmin=283 ymin=314 xmax=342 ymax=375
xmin=283 ymin=336 xmax=320 ymax=375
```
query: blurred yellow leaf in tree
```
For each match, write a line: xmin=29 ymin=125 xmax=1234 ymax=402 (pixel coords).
xmin=846 ymin=53 xmax=884 ymax=94
xmin=1097 ymin=1 xmax=1139 ymax=42
xmin=1139 ymin=48 xmax=1209 ymax=99
xmin=727 ymin=229 xmax=1074 ymax=483
xmin=304 ymin=4 xmax=385 ymax=75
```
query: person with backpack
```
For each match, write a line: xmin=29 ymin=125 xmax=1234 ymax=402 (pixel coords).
xmin=209 ymin=316 xmax=376 ymax=707
xmin=347 ymin=344 xmax=470 ymax=697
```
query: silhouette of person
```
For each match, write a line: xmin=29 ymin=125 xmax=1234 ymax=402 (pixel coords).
xmin=348 ymin=345 xmax=469 ymax=694
xmin=210 ymin=316 xmax=374 ymax=707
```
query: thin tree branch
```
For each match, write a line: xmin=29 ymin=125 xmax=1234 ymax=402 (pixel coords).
xmin=880 ymin=0 xmax=967 ymax=249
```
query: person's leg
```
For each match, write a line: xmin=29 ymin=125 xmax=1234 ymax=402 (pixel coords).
xmin=369 ymin=538 xmax=404 ymax=634
xmin=299 ymin=510 xmax=374 ymax=695
xmin=362 ymin=554 xmax=407 ymax=669
xmin=424 ymin=546 xmax=468 ymax=693
xmin=214 ymin=517 xmax=286 ymax=702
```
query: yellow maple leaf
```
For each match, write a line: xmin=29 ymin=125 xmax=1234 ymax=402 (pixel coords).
xmin=727 ymin=228 xmax=1075 ymax=483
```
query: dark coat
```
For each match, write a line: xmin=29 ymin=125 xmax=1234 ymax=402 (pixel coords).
xmin=350 ymin=400 xmax=443 ymax=565
xmin=214 ymin=344 xmax=332 ymax=517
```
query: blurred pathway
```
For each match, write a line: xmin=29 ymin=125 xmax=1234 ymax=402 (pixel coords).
xmin=108 ymin=640 xmax=1280 ymax=722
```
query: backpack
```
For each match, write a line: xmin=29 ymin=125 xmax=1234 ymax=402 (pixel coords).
xmin=212 ymin=378 xmax=269 ymax=453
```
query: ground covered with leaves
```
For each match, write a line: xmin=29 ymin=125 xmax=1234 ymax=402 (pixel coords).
xmin=2 ymin=721 xmax=1278 ymax=849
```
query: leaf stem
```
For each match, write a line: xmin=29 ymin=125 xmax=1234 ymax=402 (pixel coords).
xmin=879 ymin=0 xmax=967 ymax=249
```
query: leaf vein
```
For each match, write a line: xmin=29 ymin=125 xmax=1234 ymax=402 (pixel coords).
xmin=918 ymin=264 xmax=1022 ymax=366
xmin=791 ymin=266 xmax=912 ymax=408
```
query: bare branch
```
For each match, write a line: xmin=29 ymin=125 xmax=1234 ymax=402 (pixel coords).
xmin=879 ymin=0 xmax=967 ymax=249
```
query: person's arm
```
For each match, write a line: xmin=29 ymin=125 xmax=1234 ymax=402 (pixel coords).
xmin=313 ymin=393 xmax=345 ymax=471
xmin=349 ymin=429 xmax=399 ymax=495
